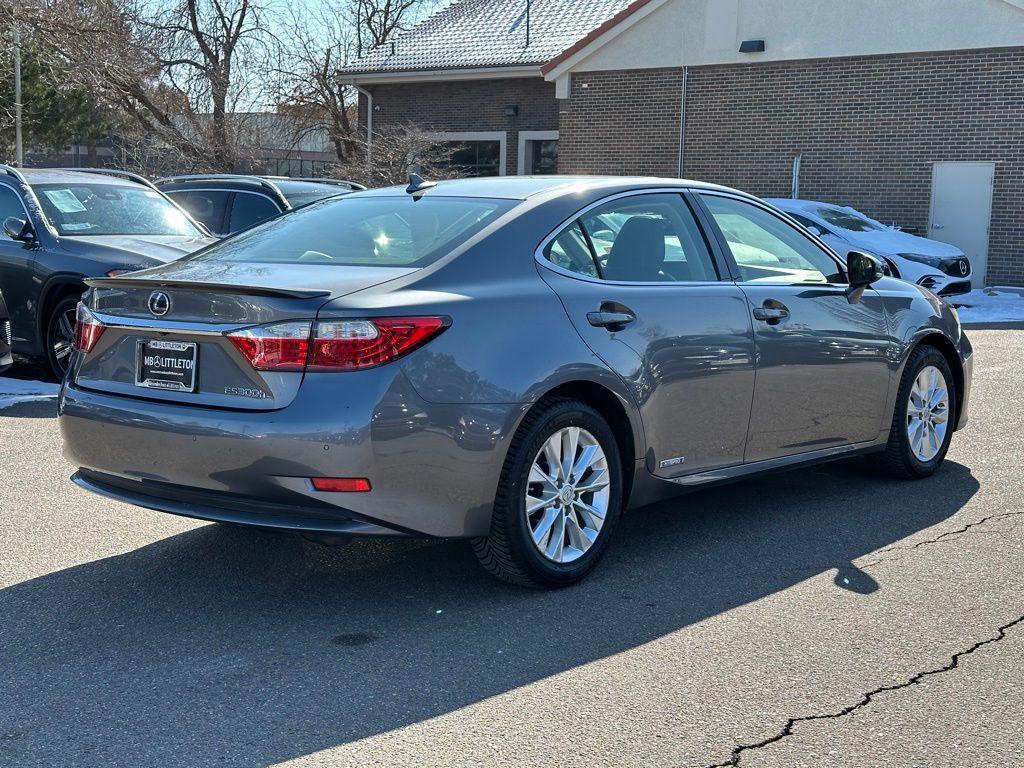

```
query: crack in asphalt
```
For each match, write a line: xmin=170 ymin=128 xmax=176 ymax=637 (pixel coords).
xmin=859 ymin=510 xmax=1024 ymax=569
xmin=702 ymin=613 xmax=1024 ymax=767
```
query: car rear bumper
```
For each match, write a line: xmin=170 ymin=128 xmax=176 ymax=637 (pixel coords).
xmin=72 ymin=468 xmax=412 ymax=536
xmin=59 ymin=372 xmax=525 ymax=538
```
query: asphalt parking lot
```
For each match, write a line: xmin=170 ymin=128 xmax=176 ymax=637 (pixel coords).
xmin=1 ymin=327 xmax=1022 ymax=768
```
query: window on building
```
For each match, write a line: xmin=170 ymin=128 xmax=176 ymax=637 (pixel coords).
xmin=439 ymin=141 xmax=501 ymax=177
xmin=528 ymin=139 xmax=558 ymax=175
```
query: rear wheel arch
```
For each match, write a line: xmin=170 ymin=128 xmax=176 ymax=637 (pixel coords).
xmin=518 ymin=380 xmax=639 ymax=508
xmin=37 ymin=276 xmax=87 ymax=343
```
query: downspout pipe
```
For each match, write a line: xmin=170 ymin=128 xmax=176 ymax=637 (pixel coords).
xmin=348 ymin=80 xmax=374 ymax=171
xmin=677 ymin=66 xmax=688 ymax=178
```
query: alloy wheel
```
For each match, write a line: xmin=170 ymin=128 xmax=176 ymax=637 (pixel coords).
xmin=52 ymin=304 xmax=78 ymax=375
xmin=525 ymin=426 xmax=611 ymax=564
xmin=906 ymin=364 xmax=950 ymax=462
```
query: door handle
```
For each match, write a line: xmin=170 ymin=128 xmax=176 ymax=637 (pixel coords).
xmin=587 ymin=310 xmax=635 ymax=330
xmin=932 ymin=224 xmax=945 ymax=230
xmin=752 ymin=303 xmax=790 ymax=325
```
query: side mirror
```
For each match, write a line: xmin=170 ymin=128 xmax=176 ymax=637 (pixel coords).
xmin=806 ymin=225 xmax=825 ymax=237
xmin=846 ymin=250 xmax=885 ymax=303
xmin=3 ymin=216 xmax=34 ymax=243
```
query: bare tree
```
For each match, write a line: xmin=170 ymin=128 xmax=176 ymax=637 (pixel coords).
xmin=270 ymin=0 xmax=435 ymax=170
xmin=355 ymin=0 xmax=418 ymax=52
xmin=24 ymin=0 xmax=275 ymax=172
xmin=332 ymin=123 xmax=459 ymax=187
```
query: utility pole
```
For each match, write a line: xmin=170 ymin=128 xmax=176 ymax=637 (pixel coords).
xmin=12 ymin=23 xmax=24 ymax=166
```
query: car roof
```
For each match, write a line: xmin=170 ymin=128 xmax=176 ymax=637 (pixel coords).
xmin=268 ymin=178 xmax=352 ymax=196
xmin=353 ymin=175 xmax=745 ymax=201
xmin=11 ymin=168 xmax=142 ymax=188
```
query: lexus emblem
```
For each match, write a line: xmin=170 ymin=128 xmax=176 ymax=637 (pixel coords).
xmin=148 ymin=291 xmax=171 ymax=317
xmin=959 ymin=260 xmax=968 ymax=276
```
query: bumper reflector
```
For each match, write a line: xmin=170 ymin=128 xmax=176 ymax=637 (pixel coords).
xmin=311 ymin=477 xmax=372 ymax=493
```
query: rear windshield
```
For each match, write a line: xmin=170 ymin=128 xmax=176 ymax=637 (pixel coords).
xmin=32 ymin=183 xmax=203 ymax=237
xmin=190 ymin=195 xmax=517 ymax=267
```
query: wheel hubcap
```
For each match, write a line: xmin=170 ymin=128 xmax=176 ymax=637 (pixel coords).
xmin=526 ymin=426 xmax=610 ymax=564
xmin=907 ymin=365 xmax=950 ymax=462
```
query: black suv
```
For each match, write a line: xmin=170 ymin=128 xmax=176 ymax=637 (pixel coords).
xmin=0 ymin=166 xmax=215 ymax=377
xmin=155 ymin=175 xmax=363 ymax=237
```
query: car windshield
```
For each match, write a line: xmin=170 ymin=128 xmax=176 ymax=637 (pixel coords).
xmin=33 ymin=183 xmax=202 ymax=237
xmin=190 ymin=195 xmax=517 ymax=268
xmin=815 ymin=207 xmax=886 ymax=233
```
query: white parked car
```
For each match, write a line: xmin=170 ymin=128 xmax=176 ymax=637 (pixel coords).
xmin=767 ymin=199 xmax=973 ymax=297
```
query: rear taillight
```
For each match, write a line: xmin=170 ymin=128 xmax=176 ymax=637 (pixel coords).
xmin=227 ymin=321 xmax=311 ymax=371
xmin=73 ymin=303 xmax=105 ymax=353
xmin=309 ymin=317 xmax=447 ymax=371
xmin=227 ymin=317 xmax=447 ymax=372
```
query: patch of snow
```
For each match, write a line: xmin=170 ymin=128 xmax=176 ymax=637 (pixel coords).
xmin=949 ymin=288 xmax=1024 ymax=324
xmin=0 ymin=376 xmax=60 ymax=410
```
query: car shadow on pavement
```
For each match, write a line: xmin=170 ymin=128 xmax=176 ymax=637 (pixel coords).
xmin=0 ymin=460 xmax=978 ymax=766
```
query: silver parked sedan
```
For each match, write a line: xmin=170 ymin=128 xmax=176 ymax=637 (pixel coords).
xmin=59 ymin=176 xmax=973 ymax=587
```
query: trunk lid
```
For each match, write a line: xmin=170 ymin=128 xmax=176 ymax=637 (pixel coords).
xmin=73 ymin=263 xmax=415 ymax=410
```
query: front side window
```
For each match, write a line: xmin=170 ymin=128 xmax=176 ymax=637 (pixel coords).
xmin=0 ymin=185 xmax=26 ymax=225
xmin=190 ymin=195 xmax=516 ymax=268
xmin=702 ymin=195 xmax=844 ymax=285
xmin=32 ymin=183 xmax=202 ymax=237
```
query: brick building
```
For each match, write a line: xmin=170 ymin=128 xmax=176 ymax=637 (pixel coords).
xmin=343 ymin=0 xmax=1024 ymax=286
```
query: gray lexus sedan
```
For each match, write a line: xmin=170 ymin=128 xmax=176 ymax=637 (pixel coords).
xmin=59 ymin=176 xmax=973 ymax=587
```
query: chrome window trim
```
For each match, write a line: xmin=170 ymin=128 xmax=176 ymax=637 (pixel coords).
xmin=533 ymin=187 xmax=729 ymax=288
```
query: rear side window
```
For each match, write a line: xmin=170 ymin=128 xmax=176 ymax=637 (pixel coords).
xmin=190 ymin=196 xmax=517 ymax=268
xmin=545 ymin=223 xmax=599 ymax=277
xmin=543 ymin=193 xmax=718 ymax=283
xmin=172 ymin=190 xmax=229 ymax=234
xmin=227 ymin=193 xmax=280 ymax=232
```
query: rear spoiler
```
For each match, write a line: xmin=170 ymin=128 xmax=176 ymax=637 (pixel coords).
xmin=84 ymin=277 xmax=331 ymax=300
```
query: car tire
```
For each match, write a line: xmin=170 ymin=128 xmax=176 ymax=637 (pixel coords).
xmin=472 ymin=398 xmax=623 ymax=588
xmin=871 ymin=345 xmax=956 ymax=479
xmin=46 ymin=295 xmax=81 ymax=381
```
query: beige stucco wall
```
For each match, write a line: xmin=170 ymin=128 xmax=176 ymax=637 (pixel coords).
xmin=559 ymin=0 xmax=1024 ymax=75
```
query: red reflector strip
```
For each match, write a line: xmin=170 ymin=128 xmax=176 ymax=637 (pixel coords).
xmin=310 ymin=477 xmax=372 ymax=493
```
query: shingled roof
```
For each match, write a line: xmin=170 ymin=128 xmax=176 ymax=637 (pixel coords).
xmin=340 ymin=0 xmax=642 ymax=75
